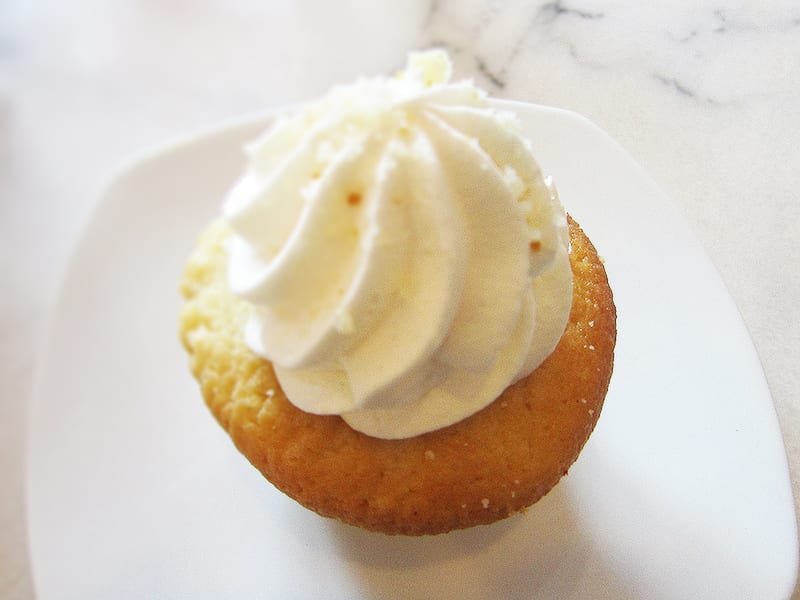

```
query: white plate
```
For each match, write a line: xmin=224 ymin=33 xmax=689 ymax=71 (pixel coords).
xmin=27 ymin=102 xmax=798 ymax=599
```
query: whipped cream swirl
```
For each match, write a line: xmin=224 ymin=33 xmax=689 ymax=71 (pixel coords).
xmin=224 ymin=51 xmax=572 ymax=439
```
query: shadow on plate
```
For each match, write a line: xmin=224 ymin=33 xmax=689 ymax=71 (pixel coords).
xmin=324 ymin=480 xmax=639 ymax=600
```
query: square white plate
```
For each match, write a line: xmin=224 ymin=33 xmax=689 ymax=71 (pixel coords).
xmin=27 ymin=102 xmax=798 ymax=599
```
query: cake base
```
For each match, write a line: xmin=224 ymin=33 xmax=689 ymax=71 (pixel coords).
xmin=179 ymin=217 xmax=616 ymax=535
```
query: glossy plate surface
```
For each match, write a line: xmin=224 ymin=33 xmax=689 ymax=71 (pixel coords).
xmin=27 ymin=102 xmax=798 ymax=599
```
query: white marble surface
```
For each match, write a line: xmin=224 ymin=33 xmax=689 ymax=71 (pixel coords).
xmin=2 ymin=0 xmax=798 ymax=597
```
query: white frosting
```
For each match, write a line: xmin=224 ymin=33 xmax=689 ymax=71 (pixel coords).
xmin=223 ymin=50 xmax=572 ymax=439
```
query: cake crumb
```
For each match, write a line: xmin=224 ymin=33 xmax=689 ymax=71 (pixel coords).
xmin=588 ymin=320 xmax=595 ymax=327
xmin=511 ymin=491 xmax=516 ymax=498
xmin=588 ymin=344 xmax=595 ymax=351
xmin=514 ymin=479 xmax=520 ymax=485
xmin=500 ymin=400 xmax=508 ymax=408
xmin=265 ymin=389 xmax=275 ymax=399
xmin=579 ymin=397 xmax=587 ymax=404
xmin=588 ymin=409 xmax=595 ymax=416
xmin=461 ymin=504 xmax=467 ymax=509
xmin=481 ymin=498 xmax=490 ymax=509
xmin=334 ymin=311 xmax=355 ymax=334
xmin=424 ymin=450 xmax=436 ymax=461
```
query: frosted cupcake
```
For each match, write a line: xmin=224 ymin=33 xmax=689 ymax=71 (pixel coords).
xmin=179 ymin=50 xmax=616 ymax=535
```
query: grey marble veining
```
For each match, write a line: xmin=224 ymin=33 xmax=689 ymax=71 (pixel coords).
xmin=421 ymin=1 xmax=800 ymax=104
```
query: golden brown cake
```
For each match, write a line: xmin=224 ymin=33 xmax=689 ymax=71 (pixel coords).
xmin=179 ymin=216 xmax=615 ymax=535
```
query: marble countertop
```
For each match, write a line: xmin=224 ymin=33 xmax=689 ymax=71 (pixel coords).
xmin=2 ymin=0 xmax=798 ymax=597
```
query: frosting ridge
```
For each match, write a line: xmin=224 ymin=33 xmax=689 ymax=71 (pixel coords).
xmin=224 ymin=50 xmax=572 ymax=439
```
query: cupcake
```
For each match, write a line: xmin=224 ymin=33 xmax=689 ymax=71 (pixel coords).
xmin=179 ymin=50 xmax=616 ymax=535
